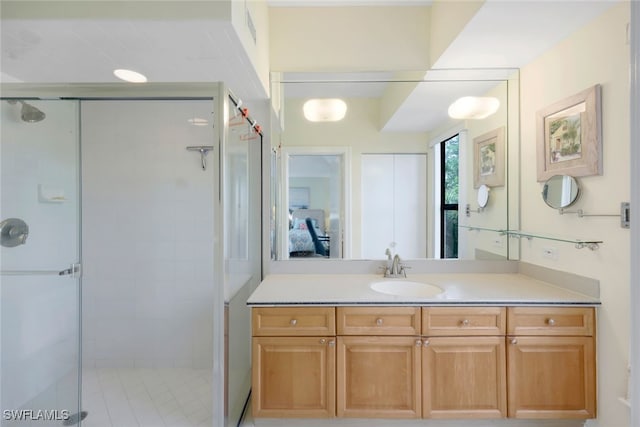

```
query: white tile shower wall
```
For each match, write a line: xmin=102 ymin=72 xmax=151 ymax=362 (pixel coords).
xmin=81 ymin=100 xmax=216 ymax=369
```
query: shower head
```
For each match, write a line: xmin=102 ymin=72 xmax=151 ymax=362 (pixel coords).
xmin=7 ymin=100 xmax=46 ymax=123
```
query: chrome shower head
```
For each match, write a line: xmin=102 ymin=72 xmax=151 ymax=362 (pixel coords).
xmin=7 ymin=100 xmax=46 ymax=123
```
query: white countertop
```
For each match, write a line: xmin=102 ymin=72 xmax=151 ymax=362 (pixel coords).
xmin=247 ymin=273 xmax=600 ymax=306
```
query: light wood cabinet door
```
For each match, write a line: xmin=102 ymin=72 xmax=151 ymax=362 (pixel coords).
xmin=252 ymin=336 xmax=336 ymax=418
xmin=422 ymin=336 xmax=507 ymax=419
xmin=337 ymin=336 xmax=422 ymax=418
xmin=507 ymin=335 xmax=596 ymax=419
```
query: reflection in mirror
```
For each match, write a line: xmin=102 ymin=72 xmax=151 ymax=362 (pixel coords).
xmin=284 ymin=150 xmax=345 ymax=259
xmin=271 ymin=70 xmax=519 ymax=261
xmin=477 ymin=184 xmax=490 ymax=208
xmin=542 ymin=175 xmax=580 ymax=209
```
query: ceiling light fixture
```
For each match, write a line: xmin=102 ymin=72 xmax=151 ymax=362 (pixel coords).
xmin=188 ymin=118 xmax=209 ymax=126
xmin=303 ymin=99 xmax=347 ymax=122
xmin=448 ymin=96 xmax=500 ymax=120
xmin=113 ymin=69 xmax=148 ymax=83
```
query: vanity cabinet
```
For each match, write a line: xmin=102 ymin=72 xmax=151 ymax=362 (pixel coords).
xmin=251 ymin=307 xmax=336 ymax=418
xmin=506 ymin=307 xmax=596 ymax=419
xmin=250 ymin=305 xmax=596 ymax=420
xmin=336 ymin=307 xmax=422 ymax=418
xmin=422 ymin=307 xmax=507 ymax=419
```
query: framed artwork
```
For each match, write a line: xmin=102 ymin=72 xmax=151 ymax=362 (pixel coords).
xmin=473 ymin=127 xmax=505 ymax=188
xmin=536 ymin=84 xmax=602 ymax=181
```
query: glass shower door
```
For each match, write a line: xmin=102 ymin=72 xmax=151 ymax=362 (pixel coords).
xmin=1 ymin=99 xmax=82 ymax=426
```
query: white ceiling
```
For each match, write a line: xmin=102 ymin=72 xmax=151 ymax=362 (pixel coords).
xmin=0 ymin=1 xmax=619 ymax=131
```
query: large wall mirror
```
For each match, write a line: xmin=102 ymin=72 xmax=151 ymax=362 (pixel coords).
xmin=269 ymin=69 xmax=520 ymax=261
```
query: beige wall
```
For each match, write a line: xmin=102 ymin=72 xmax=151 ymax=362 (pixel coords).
xmin=269 ymin=6 xmax=430 ymax=72
xmin=519 ymin=4 xmax=630 ymax=426
xmin=429 ymin=0 xmax=484 ymax=67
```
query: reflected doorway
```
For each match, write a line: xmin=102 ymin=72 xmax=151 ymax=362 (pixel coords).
xmin=281 ymin=148 xmax=350 ymax=259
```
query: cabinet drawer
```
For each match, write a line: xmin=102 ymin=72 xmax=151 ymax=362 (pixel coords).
xmin=252 ymin=307 xmax=336 ymax=336
xmin=337 ymin=307 xmax=421 ymax=336
xmin=422 ymin=307 xmax=506 ymax=336
xmin=507 ymin=307 xmax=595 ymax=336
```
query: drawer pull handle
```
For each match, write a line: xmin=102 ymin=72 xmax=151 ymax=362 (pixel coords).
xmin=547 ymin=318 xmax=556 ymax=326
xmin=423 ymin=339 xmax=430 ymax=346
xmin=319 ymin=338 xmax=326 ymax=344
xmin=461 ymin=319 xmax=470 ymax=326
xmin=328 ymin=340 xmax=336 ymax=347
xmin=510 ymin=338 xmax=518 ymax=345
xmin=290 ymin=319 xmax=297 ymax=326
xmin=376 ymin=318 xmax=384 ymax=326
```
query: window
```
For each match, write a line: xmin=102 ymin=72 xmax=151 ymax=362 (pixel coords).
xmin=440 ymin=135 xmax=459 ymax=258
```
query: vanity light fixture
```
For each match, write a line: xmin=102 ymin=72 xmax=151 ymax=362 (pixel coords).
xmin=448 ymin=96 xmax=500 ymax=120
xmin=303 ymin=98 xmax=347 ymax=122
xmin=113 ymin=69 xmax=148 ymax=83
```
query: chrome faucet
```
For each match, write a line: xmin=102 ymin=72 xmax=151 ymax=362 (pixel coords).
xmin=383 ymin=253 xmax=406 ymax=278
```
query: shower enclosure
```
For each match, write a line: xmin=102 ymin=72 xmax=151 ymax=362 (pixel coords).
xmin=1 ymin=84 xmax=261 ymax=427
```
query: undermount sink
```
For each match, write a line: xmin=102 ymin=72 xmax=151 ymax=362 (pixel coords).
xmin=370 ymin=280 xmax=443 ymax=298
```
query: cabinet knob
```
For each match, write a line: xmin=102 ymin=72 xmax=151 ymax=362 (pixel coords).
xmin=415 ymin=339 xmax=422 ymax=347
xmin=290 ymin=319 xmax=297 ymax=326
xmin=510 ymin=338 xmax=518 ymax=345
xmin=461 ymin=319 xmax=470 ymax=326
xmin=547 ymin=318 xmax=556 ymax=326
xmin=319 ymin=338 xmax=326 ymax=344
xmin=423 ymin=339 xmax=430 ymax=346
xmin=328 ymin=340 xmax=336 ymax=347
xmin=376 ymin=318 xmax=384 ymax=326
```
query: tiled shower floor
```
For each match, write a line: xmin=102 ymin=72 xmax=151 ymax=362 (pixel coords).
xmin=82 ymin=368 xmax=212 ymax=427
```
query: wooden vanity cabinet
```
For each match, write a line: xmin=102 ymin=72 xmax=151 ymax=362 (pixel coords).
xmin=506 ymin=307 xmax=597 ymax=419
xmin=336 ymin=307 xmax=422 ymax=418
xmin=422 ymin=307 xmax=507 ymax=419
xmin=251 ymin=307 xmax=336 ymax=418
xmin=251 ymin=305 xmax=597 ymax=421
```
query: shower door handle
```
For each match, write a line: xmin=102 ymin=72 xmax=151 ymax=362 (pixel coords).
xmin=1 ymin=263 xmax=81 ymax=278
xmin=58 ymin=263 xmax=81 ymax=278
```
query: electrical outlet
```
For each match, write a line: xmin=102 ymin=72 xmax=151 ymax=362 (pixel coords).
xmin=542 ymin=247 xmax=558 ymax=260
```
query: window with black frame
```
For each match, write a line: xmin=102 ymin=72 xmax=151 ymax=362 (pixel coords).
xmin=440 ymin=134 xmax=459 ymax=258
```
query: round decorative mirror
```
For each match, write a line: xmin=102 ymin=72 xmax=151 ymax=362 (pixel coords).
xmin=542 ymin=175 xmax=580 ymax=209
xmin=477 ymin=184 xmax=490 ymax=208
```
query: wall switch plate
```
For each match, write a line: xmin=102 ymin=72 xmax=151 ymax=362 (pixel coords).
xmin=542 ymin=247 xmax=558 ymax=260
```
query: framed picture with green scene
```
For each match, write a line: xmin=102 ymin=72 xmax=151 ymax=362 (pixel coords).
xmin=536 ymin=84 xmax=602 ymax=181
xmin=473 ymin=126 xmax=505 ymax=188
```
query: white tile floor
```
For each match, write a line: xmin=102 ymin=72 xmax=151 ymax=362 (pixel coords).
xmin=82 ymin=368 xmax=213 ymax=427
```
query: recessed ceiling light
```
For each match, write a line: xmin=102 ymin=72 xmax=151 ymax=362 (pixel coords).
xmin=448 ymin=96 xmax=500 ymax=120
xmin=303 ymin=99 xmax=347 ymax=122
xmin=113 ymin=69 xmax=148 ymax=83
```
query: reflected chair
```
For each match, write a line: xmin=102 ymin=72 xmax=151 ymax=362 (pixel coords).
xmin=305 ymin=217 xmax=330 ymax=258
